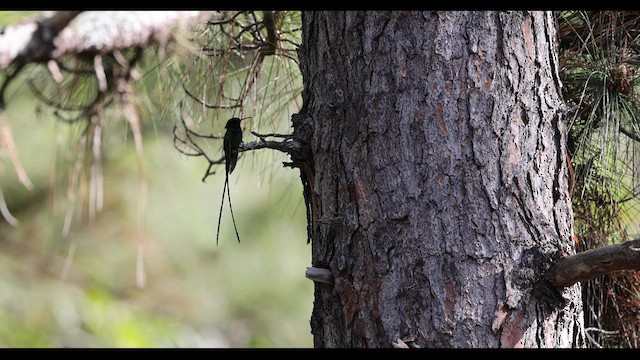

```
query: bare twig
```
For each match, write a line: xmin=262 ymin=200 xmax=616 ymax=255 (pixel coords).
xmin=583 ymin=327 xmax=618 ymax=349
xmin=0 ymin=119 xmax=34 ymax=190
xmin=240 ymin=133 xmax=305 ymax=157
xmin=27 ymin=80 xmax=88 ymax=112
xmin=46 ymin=60 xmax=63 ymax=84
xmin=250 ymin=131 xmax=293 ymax=139
xmin=94 ymin=54 xmax=107 ymax=92
xmin=172 ymin=101 xmax=225 ymax=182
xmin=585 ymin=327 xmax=619 ymax=335
xmin=55 ymin=59 xmax=93 ymax=75
xmin=207 ymin=11 xmax=244 ymax=26
xmin=182 ymin=83 xmax=242 ymax=109
xmin=0 ymin=185 xmax=19 ymax=226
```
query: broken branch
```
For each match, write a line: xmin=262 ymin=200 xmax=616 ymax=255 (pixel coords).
xmin=547 ymin=238 xmax=640 ymax=287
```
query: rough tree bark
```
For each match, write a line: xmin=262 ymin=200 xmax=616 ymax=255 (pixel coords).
xmin=294 ymin=11 xmax=584 ymax=348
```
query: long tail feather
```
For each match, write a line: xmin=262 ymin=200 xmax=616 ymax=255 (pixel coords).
xmin=226 ymin=175 xmax=241 ymax=243
xmin=216 ymin=174 xmax=228 ymax=246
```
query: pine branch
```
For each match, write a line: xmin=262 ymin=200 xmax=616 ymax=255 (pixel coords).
xmin=0 ymin=11 xmax=213 ymax=70
xmin=547 ymin=238 xmax=640 ymax=287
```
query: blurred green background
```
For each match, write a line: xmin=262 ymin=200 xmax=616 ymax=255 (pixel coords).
xmin=0 ymin=11 xmax=313 ymax=348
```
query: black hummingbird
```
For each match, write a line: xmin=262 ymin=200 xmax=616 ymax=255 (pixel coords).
xmin=224 ymin=118 xmax=243 ymax=174
xmin=216 ymin=117 xmax=244 ymax=245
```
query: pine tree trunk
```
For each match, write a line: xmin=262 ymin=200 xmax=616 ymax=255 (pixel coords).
xmin=293 ymin=11 xmax=584 ymax=348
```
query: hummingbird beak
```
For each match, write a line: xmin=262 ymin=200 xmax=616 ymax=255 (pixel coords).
xmin=239 ymin=117 xmax=251 ymax=122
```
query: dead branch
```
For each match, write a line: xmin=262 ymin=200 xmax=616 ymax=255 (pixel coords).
xmin=0 ymin=11 xmax=215 ymax=110
xmin=241 ymin=131 xmax=306 ymax=158
xmin=0 ymin=11 xmax=80 ymax=70
xmin=547 ymin=238 xmax=640 ymax=287
xmin=0 ymin=11 xmax=212 ymax=70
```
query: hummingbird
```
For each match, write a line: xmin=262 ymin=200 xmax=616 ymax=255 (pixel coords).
xmin=216 ymin=117 xmax=244 ymax=245
xmin=224 ymin=118 xmax=243 ymax=174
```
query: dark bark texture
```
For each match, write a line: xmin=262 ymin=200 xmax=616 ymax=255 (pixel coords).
xmin=294 ymin=11 xmax=584 ymax=348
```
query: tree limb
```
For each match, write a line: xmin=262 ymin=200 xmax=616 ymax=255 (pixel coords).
xmin=547 ymin=238 xmax=640 ymax=287
xmin=305 ymin=266 xmax=334 ymax=285
xmin=239 ymin=131 xmax=308 ymax=159
xmin=260 ymin=11 xmax=277 ymax=56
xmin=0 ymin=11 xmax=213 ymax=70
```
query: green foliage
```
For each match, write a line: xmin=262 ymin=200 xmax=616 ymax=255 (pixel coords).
xmin=560 ymin=11 xmax=640 ymax=203
xmin=558 ymin=10 xmax=640 ymax=348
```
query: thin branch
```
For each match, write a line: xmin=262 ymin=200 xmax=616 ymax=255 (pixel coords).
xmin=94 ymin=54 xmax=107 ymax=92
xmin=229 ymin=11 xmax=263 ymax=48
xmin=207 ymin=11 xmax=244 ymax=26
xmin=55 ymin=59 xmax=94 ymax=75
xmin=202 ymin=44 xmax=261 ymax=55
xmin=277 ymin=51 xmax=300 ymax=65
xmin=584 ymin=327 xmax=619 ymax=335
xmin=46 ymin=60 xmax=63 ymax=84
xmin=279 ymin=38 xmax=302 ymax=49
xmin=0 ymin=185 xmax=19 ymax=226
xmin=236 ymin=52 xmax=264 ymax=105
xmin=172 ymin=101 xmax=225 ymax=182
xmin=250 ymin=131 xmax=293 ymax=139
xmin=27 ymin=80 xmax=89 ymax=112
xmin=52 ymin=109 xmax=85 ymax=124
xmin=619 ymin=124 xmax=640 ymax=142
xmin=547 ymin=238 xmax=640 ymax=287
xmin=583 ymin=327 xmax=620 ymax=349
xmin=179 ymin=103 xmax=222 ymax=140
xmin=240 ymin=137 xmax=302 ymax=155
xmin=182 ymin=83 xmax=242 ymax=109
xmin=233 ymin=17 xmax=263 ymax=44
xmin=0 ymin=118 xmax=34 ymax=190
